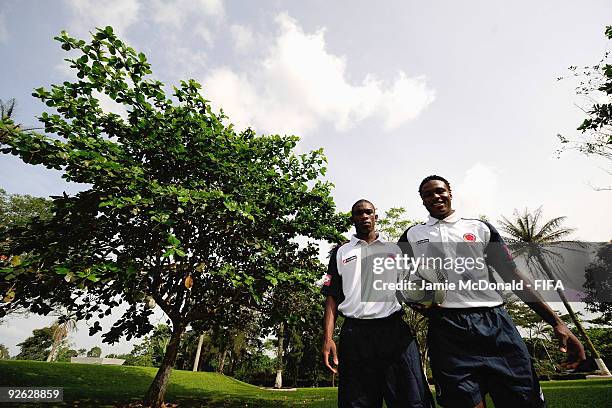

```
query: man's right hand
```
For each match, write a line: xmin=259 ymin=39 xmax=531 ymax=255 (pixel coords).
xmin=322 ymin=338 xmax=338 ymax=374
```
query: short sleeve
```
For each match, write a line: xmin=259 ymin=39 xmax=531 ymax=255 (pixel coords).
xmin=321 ymin=246 xmax=345 ymax=303
xmin=397 ymin=227 xmax=416 ymax=258
xmin=484 ymin=221 xmax=517 ymax=277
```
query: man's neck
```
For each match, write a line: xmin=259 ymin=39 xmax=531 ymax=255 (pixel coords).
xmin=432 ymin=209 xmax=455 ymax=220
xmin=356 ymin=231 xmax=378 ymax=244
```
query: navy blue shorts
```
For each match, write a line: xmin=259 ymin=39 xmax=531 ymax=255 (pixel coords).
xmin=338 ymin=312 xmax=433 ymax=408
xmin=428 ymin=306 xmax=546 ymax=408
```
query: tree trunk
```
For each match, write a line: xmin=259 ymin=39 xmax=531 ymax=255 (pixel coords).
xmin=274 ymin=321 xmax=284 ymax=389
xmin=143 ymin=322 xmax=185 ymax=408
xmin=218 ymin=347 xmax=228 ymax=374
xmin=556 ymin=288 xmax=611 ymax=375
xmin=540 ymin=338 xmax=557 ymax=370
xmin=537 ymin=254 xmax=611 ymax=376
xmin=46 ymin=341 xmax=59 ymax=362
xmin=192 ymin=333 xmax=204 ymax=372
xmin=230 ymin=351 xmax=237 ymax=375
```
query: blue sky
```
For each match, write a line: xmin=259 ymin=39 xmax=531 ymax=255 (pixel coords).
xmin=1 ymin=0 xmax=611 ymax=355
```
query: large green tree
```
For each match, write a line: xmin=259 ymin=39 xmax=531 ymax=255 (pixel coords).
xmin=87 ymin=346 xmax=102 ymax=358
xmin=0 ymin=189 xmax=53 ymax=229
xmin=0 ymin=343 xmax=10 ymax=359
xmin=259 ymin=247 xmax=325 ymax=389
xmin=0 ymin=27 xmax=348 ymax=407
xmin=584 ymin=242 xmax=612 ymax=321
xmin=0 ymin=189 xmax=52 ymax=310
xmin=499 ymin=207 xmax=611 ymax=376
xmin=15 ymin=326 xmax=54 ymax=361
xmin=557 ymin=25 xmax=612 ymax=189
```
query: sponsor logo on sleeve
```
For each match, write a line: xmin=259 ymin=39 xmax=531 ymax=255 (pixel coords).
xmin=342 ymin=255 xmax=357 ymax=264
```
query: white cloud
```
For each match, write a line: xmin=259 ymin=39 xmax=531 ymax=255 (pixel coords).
xmin=0 ymin=12 xmax=8 ymax=44
xmin=454 ymin=163 xmax=499 ymax=219
xmin=164 ymin=45 xmax=208 ymax=79
xmin=64 ymin=0 xmax=140 ymax=38
xmin=378 ymin=73 xmax=437 ymax=130
xmin=195 ymin=24 xmax=214 ymax=47
xmin=151 ymin=0 xmax=224 ymax=28
xmin=94 ymin=91 xmax=128 ymax=119
xmin=230 ymin=24 xmax=254 ymax=53
xmin=201 ymin=13 xmax=435 ymax=136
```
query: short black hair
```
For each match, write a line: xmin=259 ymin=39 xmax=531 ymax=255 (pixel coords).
xmin=351 ymin=199 xmax=374 ymax=214
xmin=418 ymin=175 xmax=451 ymax=195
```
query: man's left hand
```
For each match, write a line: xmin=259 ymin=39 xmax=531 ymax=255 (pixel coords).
xmin=553 ymin=321 xmax=586 ymax=370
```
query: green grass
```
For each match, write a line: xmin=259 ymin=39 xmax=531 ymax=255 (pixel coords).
xmin=1 ymin=360 xmax=611 ymax=407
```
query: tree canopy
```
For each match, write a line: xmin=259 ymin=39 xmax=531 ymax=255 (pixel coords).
xmin=0 ymin=26 xmax=349 ymax=406
xmin=15 ymin=326 xmax=54 ymax=361
xmin=0 ymin=189 xmax=53 ymax=229
xmin=557 ymin=25 xmax=612 ymax=183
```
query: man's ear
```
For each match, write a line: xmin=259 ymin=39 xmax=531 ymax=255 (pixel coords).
xmin=375 ymin=214 xmax=378 ymax=220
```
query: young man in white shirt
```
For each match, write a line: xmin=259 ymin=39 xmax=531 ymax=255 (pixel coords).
xmin=397 ymin=175 xmax=585 ymax=408
xmin=322 ymin=199 xmax=433 ymax=408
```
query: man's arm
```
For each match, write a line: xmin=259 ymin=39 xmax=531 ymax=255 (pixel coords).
xmin=483 ymin=221 xmax=586 ymax=369
xmin=322 ymin=295 xmax=339 ymax=374
xmin=320 ymin=245 xmax=343 ymax=374
xmin=502 ymin=266 xmax=585 ymax=369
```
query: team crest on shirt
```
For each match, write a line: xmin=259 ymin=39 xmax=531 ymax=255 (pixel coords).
xmin=463 ymin=233 xmax=476 ymax=242
xmin=322 ymin=274 xmax=332 ymax=286
xmin=342 ymin=255 xmax=357 ymax=264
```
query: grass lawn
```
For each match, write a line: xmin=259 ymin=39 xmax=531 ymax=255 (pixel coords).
xmin=2 ymin=360 xmax=611 ymax=407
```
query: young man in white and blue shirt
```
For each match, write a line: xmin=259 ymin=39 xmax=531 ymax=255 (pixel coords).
xmin=397 ymin=175 xmax=585 ymax=408
xmin=321 ymin=199 xmax=433 ymax=408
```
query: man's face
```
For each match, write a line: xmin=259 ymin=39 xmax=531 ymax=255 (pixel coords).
xmin=420 ymin=180 xmax=453 ymax=219
xmin=351 ymin=201 xmax=377 ymax=235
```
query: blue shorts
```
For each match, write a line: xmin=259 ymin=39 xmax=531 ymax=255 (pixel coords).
xmin=428 ymin=306 xmax=546 ymax=408
xmin=338 ymin=312 xmax=433 ymax=408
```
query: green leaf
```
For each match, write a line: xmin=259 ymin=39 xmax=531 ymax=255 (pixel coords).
xmin=55 ymin=267 xmax=70 ymax=275
xmin=10 ymin=256 xmax=22 ymax=267
xmin=167 ymin=234 xmax=180 ymax=246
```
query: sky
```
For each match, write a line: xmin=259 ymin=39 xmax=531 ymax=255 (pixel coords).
xmin=1 ymin=0 xmax=611 ymax=356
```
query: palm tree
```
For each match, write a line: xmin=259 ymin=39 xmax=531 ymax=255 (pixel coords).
xmin=0 ymin=98 xmax=16 ymax=121
xmin=499 ymin=207 xmax=610 ymax=376
xmin=1 ymin=98 xmax=40 ymax=134
xmin=46 ymin=312 xmax=78 ymax=362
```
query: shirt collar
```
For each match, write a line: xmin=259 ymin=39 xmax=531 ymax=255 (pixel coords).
xmin=349 ymin=232 xmax=383 ymax=246
xmin=426 ymin=211 xmax=461 ymax=226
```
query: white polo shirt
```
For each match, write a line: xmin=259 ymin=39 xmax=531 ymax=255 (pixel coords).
xmin=321 ymin=234 xmax=403 ymax=319
xmin=398 ymin=211 xmax=516 ymax=308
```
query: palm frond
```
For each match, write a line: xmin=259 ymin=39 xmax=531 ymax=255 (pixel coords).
xmin=499 ymin=215 xmax=525 ymax=240
xmin=497 ymin=207 xmax=577 ymax=282
xmin=0 ymin=98 xmax=16 ymax=120
xmin=533 ymin=216 xmax=574 ymax=242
